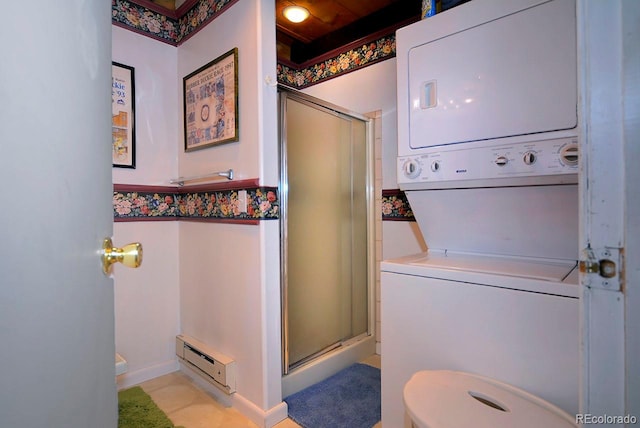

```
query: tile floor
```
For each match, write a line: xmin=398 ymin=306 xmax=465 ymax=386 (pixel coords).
xmin=136 ymin=354 xmax=382 ymax=428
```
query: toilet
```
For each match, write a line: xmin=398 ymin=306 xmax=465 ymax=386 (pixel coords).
xmin=403 ymin=371 xmax=576 ymax=428
xmin=115 ymin=353 xmax=128 ymax=376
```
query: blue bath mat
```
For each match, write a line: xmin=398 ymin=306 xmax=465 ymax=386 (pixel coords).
xmin=284 ymin=363 xmax=381 ymax=428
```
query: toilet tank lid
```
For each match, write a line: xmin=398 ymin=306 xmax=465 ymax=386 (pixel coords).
xmin=403 ymin=371 xmax=576 ymax=428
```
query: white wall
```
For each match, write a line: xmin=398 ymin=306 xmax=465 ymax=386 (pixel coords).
xmin=178 ymin=222 xmax=263 ymax=388
xmin=114 ymin=222 xmax=180 ymax=387
xmin=112 ymin=2 xmax=284 ymax=423
xmin=255 ymin=0 xmax=283 ymax=414
xmin=112 ymin=26 xmax=181 ymax=389
xmin=302 ymin=59 xmax=399 ymax=190
xmin=177 ymin=7 xmax=260 ymax=179
xmin=112 ymin=26 xmax=179 ymax=185
xmin=177 ymin=1 xmax=284 ymax=423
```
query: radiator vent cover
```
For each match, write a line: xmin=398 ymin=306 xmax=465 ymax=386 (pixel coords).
xmin=176 ymin=334 xmax=236 ymax=394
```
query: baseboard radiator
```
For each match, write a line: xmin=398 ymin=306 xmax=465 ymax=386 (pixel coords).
xmin=176 ymin=334 xmax=236 ymax=394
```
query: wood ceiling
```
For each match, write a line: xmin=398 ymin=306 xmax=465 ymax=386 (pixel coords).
xmin=276 ymin=0 xmax=421 ymax=65
xmin=148 ymin=0 xmax=422 ymax=65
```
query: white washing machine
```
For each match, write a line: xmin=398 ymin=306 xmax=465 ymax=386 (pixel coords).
xmin=381 ymin=250 xmax=579 ymax=427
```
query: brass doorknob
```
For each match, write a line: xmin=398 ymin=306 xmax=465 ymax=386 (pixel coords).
xmin=102 ymin=238 xmax=143 ymax=275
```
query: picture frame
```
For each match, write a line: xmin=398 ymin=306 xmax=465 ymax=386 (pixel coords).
xmin=183 ymin=48 xmax=239 ymax=152
xmin=112 ymin=62 xmax=136 ymax=168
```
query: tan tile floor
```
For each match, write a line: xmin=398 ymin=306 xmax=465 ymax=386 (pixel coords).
xmin=137 ymin=354 xmax=382 ymax=428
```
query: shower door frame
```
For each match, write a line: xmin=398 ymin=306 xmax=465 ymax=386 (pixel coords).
xmin=278 ymin=87 xmax=376 ymax=375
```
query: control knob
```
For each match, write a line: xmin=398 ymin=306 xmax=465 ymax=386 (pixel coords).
xmin=403 ymin=159 xmax=422 ymax=179
xmin=560 ymin=143 xmax=579 ymax=166
xmin=495 ymin=156 xmax=508 ymax=167
xmin=523 ymin=152 xmax=537 ymax=165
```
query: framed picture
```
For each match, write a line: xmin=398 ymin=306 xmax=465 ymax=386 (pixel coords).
xmin=112 ymin=62 xmax=136 ymax=168
xmin=183 ymin=48 xmax=238 ymax=152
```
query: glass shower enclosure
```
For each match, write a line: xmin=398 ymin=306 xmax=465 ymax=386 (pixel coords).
xmin=279 ymin=88 xmax=373 ymax=374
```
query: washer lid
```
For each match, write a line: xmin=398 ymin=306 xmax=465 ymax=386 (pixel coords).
xmin=403 ymin=371 xmax=576 ymax=428
xmin=404 ymin=185 xmax=579 ymax=261
xmin=407 ymin=251 xmax=577 ymax=282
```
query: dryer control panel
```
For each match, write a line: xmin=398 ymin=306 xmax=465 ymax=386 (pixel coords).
xmin=398 ymin=137 xmax=578 ymax=190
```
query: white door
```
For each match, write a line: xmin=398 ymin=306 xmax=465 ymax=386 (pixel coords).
xmin=579 ymin=0 xmax=639 ymax=422
xmin=0 ymin=3 xmax=117 ymax=428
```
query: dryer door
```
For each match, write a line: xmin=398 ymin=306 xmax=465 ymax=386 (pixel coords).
xmin=407 ymin=0 xmax=577 ymax=150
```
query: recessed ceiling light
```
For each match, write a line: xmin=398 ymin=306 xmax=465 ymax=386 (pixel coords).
xmin=283 ymin=5 xmax=309 ymax=23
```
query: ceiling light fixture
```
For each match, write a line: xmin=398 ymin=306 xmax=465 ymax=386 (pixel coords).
xmin=283 ymin=5 xmax=309 ymax=23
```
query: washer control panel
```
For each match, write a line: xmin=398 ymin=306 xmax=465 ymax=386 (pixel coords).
xmin=398 ymin=137 xmax=578 ymax=188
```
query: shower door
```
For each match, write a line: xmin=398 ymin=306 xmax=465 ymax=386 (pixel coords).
xmin=280 ymin=89 xmax=372 ymax=373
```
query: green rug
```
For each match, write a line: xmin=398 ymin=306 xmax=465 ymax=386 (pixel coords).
xmin=118 ymin=386 xmax=185 ymax=428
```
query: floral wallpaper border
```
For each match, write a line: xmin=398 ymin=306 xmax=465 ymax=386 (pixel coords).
xmin=276 ymin=35 xmax=396 ymax=89
xmin=112 ymin=0 xmax=238 ymax=45
xmin=113 ymin=183 xmax=279 ymax=222
xmin=112 ymin=0 xmax=179 ymax=44
xmin=112 ymin=0 xmax=398 ymax=88
xmin=177 ymin=0 xmax=237 ymax=44
xmin=382 ymin=189 xmax=415 ymax=221
xmin=114 ymin=184 xmax=412 ymax=222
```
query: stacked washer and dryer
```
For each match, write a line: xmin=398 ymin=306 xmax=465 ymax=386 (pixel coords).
xmin=381 ymin=0 xmax=580 ymax=426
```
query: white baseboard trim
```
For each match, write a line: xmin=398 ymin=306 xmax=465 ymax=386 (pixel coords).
xmin=233 ymin=392 xmax=289 ymax=428
xmin=376 ymin=341 xmax=381 ymax=355
xmin=116 ymin=358 xmax=179 ymax=390
xmin=264 ymin=401 xmax=289 ymax=428
xmin=179 ymin=361 xmax=289 ymax=428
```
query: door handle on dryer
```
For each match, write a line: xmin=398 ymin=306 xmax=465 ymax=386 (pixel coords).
xmin=420 ymin=80 xmax=437 ymax=109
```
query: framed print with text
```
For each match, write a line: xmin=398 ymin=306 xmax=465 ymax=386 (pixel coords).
xmin=112 ymin=62 xmax=136 ymax=168
xmin=183 ymin=48 xmax=238 ymax=152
